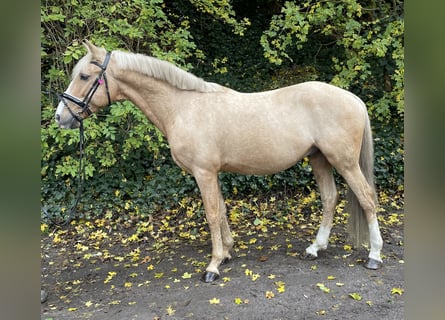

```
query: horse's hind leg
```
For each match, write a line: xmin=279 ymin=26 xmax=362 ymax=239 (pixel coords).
xmin=302 ymin=152 xmax=338 ymax=260
xmin=338 ymin=165 xmax=383 ymax=268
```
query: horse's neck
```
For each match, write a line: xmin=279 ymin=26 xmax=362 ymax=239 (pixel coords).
xmin=117 ymin=72 xmax=180 ymax=136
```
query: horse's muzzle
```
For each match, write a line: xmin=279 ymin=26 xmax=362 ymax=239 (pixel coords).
xmin=55 ymin=113 xmax=81 ymax=129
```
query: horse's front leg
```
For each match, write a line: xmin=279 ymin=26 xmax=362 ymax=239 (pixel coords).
xmin=194 ymin=170 xmax=230 ymax=282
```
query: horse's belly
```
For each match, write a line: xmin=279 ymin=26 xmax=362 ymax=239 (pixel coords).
xmin=221 ymin=146 xmax=309 ymax=175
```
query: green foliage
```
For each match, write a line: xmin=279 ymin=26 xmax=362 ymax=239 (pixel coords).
xmin=41 ymin=0 xmax=404 ymax=223
xmin=41 ymin=0 xmax=203 ymax=221
xmin=189 ymin=0 xmax=251 ymax=35
xmin=260 ymin=0 xmax=404 ymax=123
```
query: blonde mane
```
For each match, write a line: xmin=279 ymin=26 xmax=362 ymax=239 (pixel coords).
xmin=111 ymin=50 xmax=223 ymax=93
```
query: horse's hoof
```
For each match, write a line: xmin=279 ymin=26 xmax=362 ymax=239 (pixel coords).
xmin=365 ymin=258 xmax=382 ymax=270
xmin=201 ymin=271 xmax=219 ymax=283
xmin=221 ymin=257 xmax=231 ymax=265
xmin=300 ymin=252 xmax=317 ymax=261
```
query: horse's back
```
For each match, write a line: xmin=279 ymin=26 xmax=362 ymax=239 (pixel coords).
xmin=169 ymin=81 xmax=368 ymax=175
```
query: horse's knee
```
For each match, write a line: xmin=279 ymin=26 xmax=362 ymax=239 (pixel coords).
xmin=206 ymin=212 xmax=221 ymax=228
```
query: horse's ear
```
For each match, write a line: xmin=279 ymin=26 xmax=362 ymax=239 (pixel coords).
xmin=82 ymin=40 xmax=95 ymax=53
xmin=83 ymin=40 xmax=106 ymax=59
xmin=83 ymin=39 xmax=99 ymax=54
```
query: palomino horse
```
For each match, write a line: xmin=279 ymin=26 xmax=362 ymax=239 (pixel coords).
xmin=55 ymin=41 xmax=383 ymax=282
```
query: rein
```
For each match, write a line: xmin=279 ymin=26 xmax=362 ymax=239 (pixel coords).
xmin=61 ymin=121 xmax=86 ymax=226
xmin=49 ymin=52 xmax=112 ymax=226
xmin=44 ymin=121 xmax=86 ymax=227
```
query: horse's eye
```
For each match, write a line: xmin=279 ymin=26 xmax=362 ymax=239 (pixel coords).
xmin=80 ymin=74 xmax=90 ymax=81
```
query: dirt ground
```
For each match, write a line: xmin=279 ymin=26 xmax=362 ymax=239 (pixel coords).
xmin=41 ymin=215 xmax=404 ymax=320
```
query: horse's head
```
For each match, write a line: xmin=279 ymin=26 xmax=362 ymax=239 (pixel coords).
xmin=55 ymin=40 xmax=115 ymax=129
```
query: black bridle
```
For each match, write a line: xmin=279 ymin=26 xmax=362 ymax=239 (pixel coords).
xmin=60 ymin=51 xmax=112 ymax=122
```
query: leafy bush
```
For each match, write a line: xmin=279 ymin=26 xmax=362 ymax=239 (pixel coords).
xmin=41 ymin=0 xmax=404 ymax=224
xmin=260 ymin=0 xmax=404 ymax=123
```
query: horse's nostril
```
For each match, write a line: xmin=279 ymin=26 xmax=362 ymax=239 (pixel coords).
xmin=55 ymin=114 xmax=60 ymax=121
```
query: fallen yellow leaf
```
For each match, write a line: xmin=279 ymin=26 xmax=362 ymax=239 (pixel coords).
xmin=335 ymin=282 xmax=345 ymax=287
xmin=85 ymin=301 xmax=93 ymax=307
xmin=391 ymin=287 xmax=404 ymax=295
xmin=316 ymin=283 xmax=330 ymax=293
xmin=166 ymin=305 xmax=176 ymax=315
xmin=209 ymin=297 xmax=220 ymax=304
xmin=251 ymin=273 xmax=260 ymax=281
xmin=349 ymin=293 xmax=362 ymax=301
